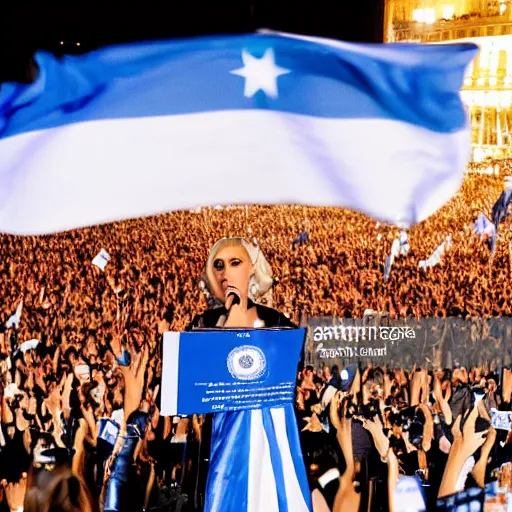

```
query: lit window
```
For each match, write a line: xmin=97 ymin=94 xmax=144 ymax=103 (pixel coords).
xmin=442 ymin=4 xmax=455 ymax=19
xmin=424 ymin=8 xmax=436 ymax=24
xmin=501 ymin=91 xmax=512 ymax=108
xmin=412 ymin=8 xmax=436 ymax=23
xmin=500 ymin=3 xmax=507 ymax=15
xmin=412 ymin=8 xmax=425 ymax=22
xmin=480 ymin=47 xmax=490 ymax=68
xmin=488 ymin=91 xmax=499 ymax=107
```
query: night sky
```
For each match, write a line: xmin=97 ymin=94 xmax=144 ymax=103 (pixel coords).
xmin=0 ymin=1 xmax=384 ymax=82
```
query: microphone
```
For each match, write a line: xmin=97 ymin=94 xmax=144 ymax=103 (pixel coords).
xmin=227 ymin=291 xmax=241 ymax=307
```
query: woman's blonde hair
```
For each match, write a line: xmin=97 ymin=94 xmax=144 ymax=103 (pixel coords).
xmin=202 ymin=237 xmax=273 ymax=305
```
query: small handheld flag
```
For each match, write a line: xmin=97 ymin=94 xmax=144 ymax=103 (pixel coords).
xmin=92 ymin=248 xmax=111 ymax=271
xmin=5 ymin=300 xmax=23 ymax=329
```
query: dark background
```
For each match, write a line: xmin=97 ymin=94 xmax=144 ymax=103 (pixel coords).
xmin=0 ymin=0 xmax=384 ymax=82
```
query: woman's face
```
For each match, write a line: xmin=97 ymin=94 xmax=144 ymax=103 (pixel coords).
xmin=211 ymin=246 xmax=253 ymax=302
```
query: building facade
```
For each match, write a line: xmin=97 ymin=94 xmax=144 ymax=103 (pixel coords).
xmin=384 ymin=0 xmax=512 ymax=161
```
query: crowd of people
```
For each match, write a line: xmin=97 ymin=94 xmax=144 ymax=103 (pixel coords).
xmin=1 ymin=167 xmax=512 ymax=510
xmin=297 ymin=363 xmax=512 ymax=511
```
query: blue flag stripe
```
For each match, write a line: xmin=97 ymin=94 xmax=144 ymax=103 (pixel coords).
xmin=0 ymin=33 xmax=477 ymax=140
xmin=205 ymin=411 xmax=252 ymax=512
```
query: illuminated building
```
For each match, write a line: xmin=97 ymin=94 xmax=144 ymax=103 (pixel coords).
xmin=384 ymin=0 xmax=512 ymax=161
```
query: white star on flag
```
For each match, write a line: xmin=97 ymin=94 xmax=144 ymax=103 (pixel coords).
xmin=230 ymin=48 xmax=291 ymax=99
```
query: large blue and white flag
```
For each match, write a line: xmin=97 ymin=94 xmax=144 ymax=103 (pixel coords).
xmin=0 ymin=31 xmax=476 ymax=234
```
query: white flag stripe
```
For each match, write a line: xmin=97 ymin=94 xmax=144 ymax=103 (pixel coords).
xmin=248 ymin=409 xmax=279 ymax=512
xmin=270 ymin=407 xmax=310 ymax=512
xmin=160 ymin=332 xmax=180 ymax=416
xmin=0 ymin=112 xmax=468 ymax=235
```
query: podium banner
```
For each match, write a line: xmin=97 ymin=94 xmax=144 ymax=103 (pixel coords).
xmin=160 ymin=328 xmax=305 ymax=416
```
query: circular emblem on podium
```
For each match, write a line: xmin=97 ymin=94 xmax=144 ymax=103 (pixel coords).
xmin=227 ymin=345 xmax=267 ymax=381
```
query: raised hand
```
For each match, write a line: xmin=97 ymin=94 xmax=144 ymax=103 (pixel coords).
xmin=329 ymin=391 xmax=343 ymax=432
xmin=395 ymin=369 xmax=408 ymax=388
xmin=472 ymin=427 xmax=496 ymax=488
xmin=383 ymin=372 xmax=392 ymax=400
xmin=503 ymin=369 xmax=512 ymax=404
xmin=439 ymin=407 xmax=489 ymax=498
xmin=332 ymin=396 xmax=360 ymax=512
xmin=418 ymin=403 xmax=434 ymax=452
xmin=410 ymin=370 xmax=422 ymax=407
xmin=460 ymin=407 xmax=488 ymax=460
xmin=420 ymin=370 xmax=430 ymax=404
xmin=34 ymin=366 xmax=47 ymax=393
xmin=120 ymin=344 xmax=149 ymax=420
xmin=2 ymin=474 xmax=27 ymax=512
xmin=302 ymin=413 xmax=323 ymax=433
xmin=434 ymin=374 xmax=452 ymax=426
xmin=359 ymin=414 xmax=390 ymax=459
xmin=62 ymin=373 xmax=74 ymax=420
xmin=2 ymin=399 xmax=13 ymax=425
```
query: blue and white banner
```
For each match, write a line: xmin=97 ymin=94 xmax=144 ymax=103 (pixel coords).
xmin=206 ymin=403 xmax=311 ymax=512
xmin=160 ymin=328 xmax=305 ymax=416
xmin=0 ymin=31 xmax=477 ymax=235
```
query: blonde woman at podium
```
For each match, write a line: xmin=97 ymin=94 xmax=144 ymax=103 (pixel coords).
xmin=187 ymin=237 xmax=312 ymax=512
